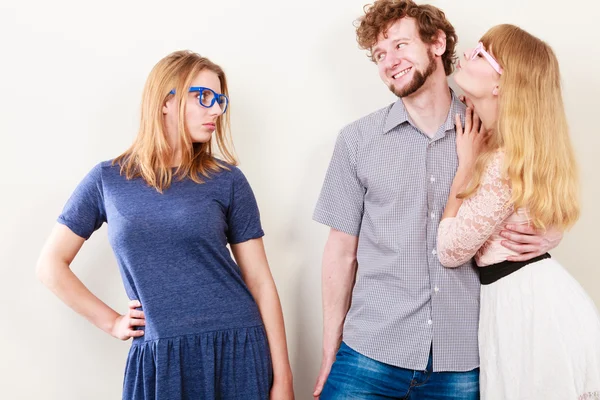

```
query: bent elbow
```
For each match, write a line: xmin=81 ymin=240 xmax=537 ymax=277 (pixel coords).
xmin=437 ymin=253 xmax=463 ymax=268
xmin=35 ymin=259 xmax=52 ymax=286
xmin=436 ymin=242 xmax=468 ymax=268
xmin=35 ymin=255 xmax=66 ymax=288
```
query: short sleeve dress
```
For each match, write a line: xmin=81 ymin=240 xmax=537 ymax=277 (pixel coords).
xmin=58 ymin=160 xmax=273 ymax=400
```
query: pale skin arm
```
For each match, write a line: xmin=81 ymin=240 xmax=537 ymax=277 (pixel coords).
xmin=499 ymin=225 xmax=563 ymax=261
xmin=441 ymin=166 xmax=472 ymax=221
xmin=312 ymin=228 xmax=358 ymax=399
xmin=441 ymin=108 xmax=486 ymax=221
xmin=231 ymin=238 xmax=294 ymax=400
xmin=35 ymin=223 xmax=145 ymax=340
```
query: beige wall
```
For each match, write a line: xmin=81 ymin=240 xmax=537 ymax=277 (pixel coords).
xmin=1 ymin=0 xmax=597 ymax=398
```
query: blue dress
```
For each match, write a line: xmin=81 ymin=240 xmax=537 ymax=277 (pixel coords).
xmin=58 ymin=161 xmax=272 ymax=399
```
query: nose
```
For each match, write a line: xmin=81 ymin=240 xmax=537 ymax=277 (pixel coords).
xmin=463 ymin=48 xmax=474 ymax=60
xmin=385 ymin=52 xmax=402 ymax=72
xmin=208 ymin=101 xmax=223 ymax=116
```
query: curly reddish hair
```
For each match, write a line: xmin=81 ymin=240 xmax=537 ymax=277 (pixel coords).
xmin=355 ymin=0 xmax=458 ymax=76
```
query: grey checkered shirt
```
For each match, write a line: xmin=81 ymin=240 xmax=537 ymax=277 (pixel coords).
xmin=313 ymin=91 xmax=480 ymax=372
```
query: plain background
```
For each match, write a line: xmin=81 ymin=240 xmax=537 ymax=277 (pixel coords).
xmin=1 ymin=0 xmax=598 ymax=398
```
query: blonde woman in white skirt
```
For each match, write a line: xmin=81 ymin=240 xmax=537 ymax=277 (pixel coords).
xmin=436 ymin=24 xmax=600 ymax=400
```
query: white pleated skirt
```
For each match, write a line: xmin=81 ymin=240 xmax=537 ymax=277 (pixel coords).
xmin=479 ymin=258 xmax=600 ymax=400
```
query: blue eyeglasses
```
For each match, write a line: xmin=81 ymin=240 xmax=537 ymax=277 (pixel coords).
xmin=169 ymin=87 xmax=229 ymax=113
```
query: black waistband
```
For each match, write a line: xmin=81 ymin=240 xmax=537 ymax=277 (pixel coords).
xmin=479 ymin=253 xmax=551 ymax=285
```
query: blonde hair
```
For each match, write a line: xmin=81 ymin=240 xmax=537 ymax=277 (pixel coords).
xmin=114 ymin=50 xmax=237 ymax=192
xmin=461 ymin=24 xmax=579 ymax=230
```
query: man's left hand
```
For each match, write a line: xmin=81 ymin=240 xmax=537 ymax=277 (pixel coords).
xmin=500 ymin=224 xmax=563 ymax=262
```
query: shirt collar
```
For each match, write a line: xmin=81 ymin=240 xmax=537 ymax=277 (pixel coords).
xmin=383 ymin=89 xmax=465 ymax=135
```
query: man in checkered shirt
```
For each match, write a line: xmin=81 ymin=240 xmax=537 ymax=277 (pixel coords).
xmin=312 ymin=1 xmax=563 ymax=398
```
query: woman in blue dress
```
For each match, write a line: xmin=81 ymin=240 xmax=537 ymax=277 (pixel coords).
xmin=36 ymin=50 xmax=294 ymax=400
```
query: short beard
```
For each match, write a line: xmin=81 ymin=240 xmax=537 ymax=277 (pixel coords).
xmin=389 ymin=50 xmax=437 ymax=98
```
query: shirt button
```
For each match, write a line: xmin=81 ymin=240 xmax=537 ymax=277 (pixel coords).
xmin=432 ymin=249 xmax=437 ymax=255
xmin=431 ymin=212 xmax=435 ymax=219
xmin=427 ymin=320 xmax=433 ymax=325
xmin=430 ymin=176 xmax=435 ymax=182
xmin=434 ymin=286 xmax=440 ymax=292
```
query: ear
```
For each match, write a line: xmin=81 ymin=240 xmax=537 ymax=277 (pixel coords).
xmin=163 ymin=96 xmax=174 ymax=115
xmin=432 ymin=29 xmax=447 ymax=57
xmin=492 ymin=86 xmax=499 ymax=96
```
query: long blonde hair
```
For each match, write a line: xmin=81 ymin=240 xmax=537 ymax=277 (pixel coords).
xmin=461 ymin=24 xmax=579 ymax=230
xmin=114 ymin=50 xmax=237 ymax=192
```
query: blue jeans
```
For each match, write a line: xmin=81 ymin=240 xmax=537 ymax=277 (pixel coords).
xmin=320 ymin=342 xmax=479 ymax=400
